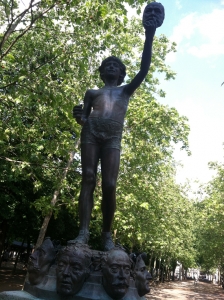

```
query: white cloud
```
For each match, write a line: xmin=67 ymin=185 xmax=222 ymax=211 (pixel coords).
xmin=188 ymin=43 xmax=224 ymax=58
xmin=221 ymin=0 xmax=224 ymax=5
xmin=175 ymin=0 xmax=182 ymax=10
xmin=169 ymin=9 xmax=224 ymax=60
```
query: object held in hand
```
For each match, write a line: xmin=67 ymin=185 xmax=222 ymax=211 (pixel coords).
xmin=142 ymin=2 xmax=165 ymax=29
xmin=73 ymin=104 xmax=83 ymax=119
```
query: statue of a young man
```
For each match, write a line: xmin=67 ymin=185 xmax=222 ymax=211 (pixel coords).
xmin=72 ymin=2 xmax=165 ymax=250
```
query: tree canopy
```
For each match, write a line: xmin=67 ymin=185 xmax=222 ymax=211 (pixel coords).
xmin=0 ymin=0 xmax=196 ymax=274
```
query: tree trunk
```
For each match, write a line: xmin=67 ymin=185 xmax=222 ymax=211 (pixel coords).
xmin=149 ymin=251 xmax=153 ymax=275
xmin=12 ymin=239 xmax=25 ymax=274
xmin=161 ymin=263 xmax=164 ymax=283
xmin=35 ymin=212 xmax=53 ymax=249
xmin=171 ymin=261 xmax=177 ymax=281
xmin=25 ymin=235 xmax=31 ymax=264
xmin=0 ymin=220 xmax=8 ymax=267
xmin=35 ymin=148 xmax=77 ymax=249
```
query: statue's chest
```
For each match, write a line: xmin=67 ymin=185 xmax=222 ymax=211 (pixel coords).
xmin=92 ymin=88 xmax=128 ymax=108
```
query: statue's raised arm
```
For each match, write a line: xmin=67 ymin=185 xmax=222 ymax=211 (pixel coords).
xmin=124 ymin=2 xmax=165 ymax=96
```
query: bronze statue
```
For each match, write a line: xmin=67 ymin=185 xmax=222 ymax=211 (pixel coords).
xmin=72 ymin=2 xmax=165 ymax=250
xmin=101 ymin=247 xmax=132 ymax=299
xmin=56 ymin=244 xmax=92 ymax=296
xmin=28 ymin=237 xmax=57 ymax=285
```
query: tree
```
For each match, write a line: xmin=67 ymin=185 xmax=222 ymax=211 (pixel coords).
xmin=0 ymin=0 xmax=194 ymax=265
xmin=195 ymin=160 xmax=224 ymax=278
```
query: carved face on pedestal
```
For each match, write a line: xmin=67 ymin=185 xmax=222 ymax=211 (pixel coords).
xmin=134 ymin=255 xmax=151 ymax=297
xmin=56 ymin=245 xmax=91 ymax=296
xmin=28 ymin=238 xmax=56 ymax=285
xmin=143 ymin=2 xmax=165 ymax=29
xmin=101 ymin=248 xmax=131 ymax=300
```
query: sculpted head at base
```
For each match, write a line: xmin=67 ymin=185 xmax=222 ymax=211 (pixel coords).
xmin=143 ymin=2 xmax=165 ymax=29
xmin=28 ymin=237 xmax=56 ymax=285
xmin=56 ymin=245 xmax=92 ymax=296
xmin=101 ymin=248 xmax=132 ymax=300
xmin=133 ymin=253 xmax=151 ymax=297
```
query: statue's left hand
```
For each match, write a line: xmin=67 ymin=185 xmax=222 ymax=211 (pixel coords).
xmin=73 ymin=104 xmax=84 ymax=125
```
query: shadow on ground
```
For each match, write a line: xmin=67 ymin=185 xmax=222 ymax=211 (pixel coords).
xmin=0 ymin=262 xmax=26 ymax=292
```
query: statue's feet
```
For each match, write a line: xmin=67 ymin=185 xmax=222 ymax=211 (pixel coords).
xmin=102 ymin=232 xmax=115 ymax=251
xmin=68 ymin=230 xmax=90 ymax=245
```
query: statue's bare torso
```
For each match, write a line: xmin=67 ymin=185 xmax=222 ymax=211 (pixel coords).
xmin=84 ymin=85 xmax=130 ymax=124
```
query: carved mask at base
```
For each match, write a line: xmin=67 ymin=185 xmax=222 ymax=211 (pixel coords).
xmin=56 ymin=245 xmax=91 ymax=296
xmin=134 ymin=254 xmax=151 ymax=297
xmin=102 ymin=248 xmax=131 ymax=300
xmin=28 ymin=237 xmax=56 ymax=285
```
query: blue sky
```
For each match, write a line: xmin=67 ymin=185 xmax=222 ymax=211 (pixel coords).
xmin=154 ymin=0 xmax=224 ymax=188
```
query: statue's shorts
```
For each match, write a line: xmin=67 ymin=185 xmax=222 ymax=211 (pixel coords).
xmin=81 ymin=117 xmax=123 ymax=150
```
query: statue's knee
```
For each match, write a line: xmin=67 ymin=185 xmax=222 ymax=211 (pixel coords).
xmin=102 ymin=181 xmax=116 ymax=194
xmin=82 ymin=172 xmax=96 ymax=187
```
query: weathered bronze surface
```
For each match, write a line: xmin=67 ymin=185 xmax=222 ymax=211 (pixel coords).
xmin=132 ymin=253 xmax=152 ymax=297
xmin=28 ymin=237 xmax=57 ymax=286
xmin=56 ymin=244 xmax=92 ymax=296
xmin=22 ymin=240 xmax=149 ymax=299
xmin=101 ymin=247 xmax=132 ymax=299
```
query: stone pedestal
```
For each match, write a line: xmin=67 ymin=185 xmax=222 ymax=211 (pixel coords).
xmin=0 ymin=265 xmax=146 ymax=300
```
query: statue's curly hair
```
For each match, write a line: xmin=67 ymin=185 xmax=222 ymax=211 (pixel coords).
xmin=98 ymin=56 xmax=126 ymax=86
xmin=57 ymin=244 xmax=92 ymax=269
xmin=101 ymin=247 xmax=132 ymax=268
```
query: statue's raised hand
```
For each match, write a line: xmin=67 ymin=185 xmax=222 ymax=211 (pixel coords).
xmin=142 ymin=2 xmax=165 ymax=31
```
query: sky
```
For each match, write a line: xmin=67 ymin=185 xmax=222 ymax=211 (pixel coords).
xmin=152 ymin=0 xmax=224 ymax=189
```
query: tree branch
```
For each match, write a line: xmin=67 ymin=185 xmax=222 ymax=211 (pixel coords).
xmin=0 ymin=53 xmax=60 ymax=90
xmin=0 ymin=1 xmax=55 ymax=59
xmin=0 ymin=1 xmax=40 ymax=51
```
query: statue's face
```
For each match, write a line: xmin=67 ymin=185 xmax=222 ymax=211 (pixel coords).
xmin=56 ymin=251 xmax=87 ymax=296
xmin=134 ymin=257 xmax=151 ymax=297
xmin=103 ymin=60 xmax=121 ymax=82
xmin=28 ymin=239 xmax=55 ymax=285
xmin=102 ymin=250 xmax=131 ymax=299
xmin=143 ymin=2 xmax=165 ymax=29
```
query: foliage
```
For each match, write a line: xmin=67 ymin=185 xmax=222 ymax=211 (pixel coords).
xmin=0 ymin=0 xmax=196 ymax=269
xmin=195 ymin=161 xmax=224 ymax=273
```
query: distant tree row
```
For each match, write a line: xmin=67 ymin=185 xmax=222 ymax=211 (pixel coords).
xmin=194 ymin=160 xmax=224 ymax=283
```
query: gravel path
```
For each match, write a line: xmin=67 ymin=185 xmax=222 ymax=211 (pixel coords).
xmin=147 ymin=280 xmax=224 ymax=299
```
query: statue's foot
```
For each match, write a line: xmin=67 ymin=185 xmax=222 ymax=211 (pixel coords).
xmin=102 ymin=232 xmax=115 ymax=251
xmin=68 ymin=230 xmax=90 ymax=245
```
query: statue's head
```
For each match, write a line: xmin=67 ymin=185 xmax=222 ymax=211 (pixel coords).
xmin=28 ymin=237 xmax=57 ymax=285
xmin=133 ymin=253 xmax=151 ymax=297
xmin=143 ymin=2 xmax=165 ymax=29
xmin=101 ymin=247 xmax=132 ymax=299
xmin=56 ymin=244 xmax=91 ymax=296
xmin=99 ymin=56 xmax=126 ymax=86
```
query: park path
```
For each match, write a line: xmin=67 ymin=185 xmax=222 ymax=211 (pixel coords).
xmin=147 ymin=280 xmax=224 ymax=299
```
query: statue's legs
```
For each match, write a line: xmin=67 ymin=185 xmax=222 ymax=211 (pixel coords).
xmin=72 ymin=143 xmax=100 ymax=244
xmin=71 ymin=145 xmax=120 ymax=250
xmin=101 ymin=148 xmax=120 ymax=250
